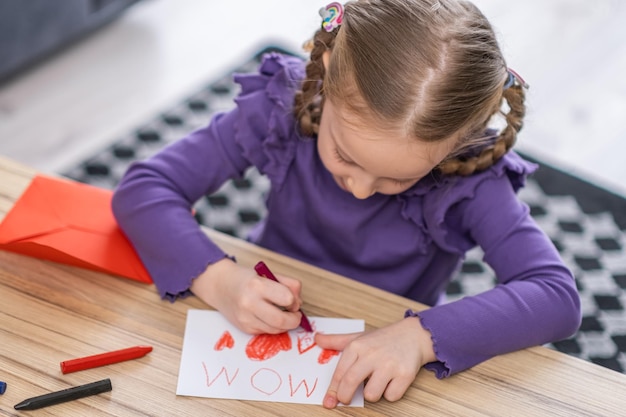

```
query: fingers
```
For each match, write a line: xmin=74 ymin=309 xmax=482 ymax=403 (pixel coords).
xmin=231 ymin=309 xmax=300 ymax=335
xmin=317 ymin=332 xmax=363 ymax=408
xmin=273 ymin=274 xmax=303 ymax=312
xmin=317 ymin=327 xmax=421 ymax=408
xmin=222 ymin=278 xmax=300 ymax=334
xmin=323 ymin=358 xmax=411 ymax=407
xmin=323 ymin=389 xmax=339 ymax=408
xmin=204 ymin=263 xmax=306 ymax=334
xmin=382 ymin=373 xmax=415 ymax=403
xmin=323 ymin=343 xmax=359 ymax=408
xmin=315 ymin=332 xmax=360 ymax=351
xmin=256 ymin=278 xmax=304 ymax=330
xmin=257 ymin=273 xmax=301 ymax=309
xmin=251 ymin=300 xmax=302 ymax=333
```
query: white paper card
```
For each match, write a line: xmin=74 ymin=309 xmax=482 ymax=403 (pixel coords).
xmin=176 ymin=310 xmax=364 ymax=406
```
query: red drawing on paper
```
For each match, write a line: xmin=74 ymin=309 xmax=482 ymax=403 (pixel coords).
xmin=318 ymin=348 xmax=339 ymax=364
xmin=202 ymin=362 xmax=240 ymax=387
xmin=288 ymin=374 xmax=318 ymax=398
xmin=245 ymin=332 xmax=292 ymax=361
xmin=214 ymin=330 xmax=235 ymax=351
xmin=296 ymin=332 xmax=317 ymax=355
xmin=250 ymin=368 xmax=282 ymax=395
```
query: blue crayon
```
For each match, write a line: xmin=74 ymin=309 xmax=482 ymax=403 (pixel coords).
xmin=0 ymin=380 xmax=6 ymax=395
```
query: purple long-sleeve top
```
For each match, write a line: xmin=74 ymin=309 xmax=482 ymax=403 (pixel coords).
xmin=112 ymin=53 xmax=581 ymax=377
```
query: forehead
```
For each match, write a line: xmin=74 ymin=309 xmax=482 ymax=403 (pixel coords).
xmin=325 ymin=99 xmax=454 ymax=178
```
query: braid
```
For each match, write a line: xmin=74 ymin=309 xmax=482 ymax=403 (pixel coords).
xmin=438 ymin=83 xmax=526 ymax=176
xmin=294 ymin=28 xmax=338 ymax=136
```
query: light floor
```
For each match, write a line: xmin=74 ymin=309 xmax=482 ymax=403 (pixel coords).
xmin=1 ymin=0 xmax=625 ymax=197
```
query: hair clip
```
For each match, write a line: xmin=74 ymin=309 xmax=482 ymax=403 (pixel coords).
xmin=504 ymin=68 xmax=529 ymax=90
xmin=319 ymin=2 xmax=344 ymax=32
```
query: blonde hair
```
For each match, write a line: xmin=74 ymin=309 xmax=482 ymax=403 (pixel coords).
xmin=294 ymin=0 xmax=526 ymax=176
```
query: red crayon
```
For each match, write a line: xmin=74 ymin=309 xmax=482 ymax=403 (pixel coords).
xmin=254 ymin=261 xmax=313 ymax=332
xmin=61 ymin=346 xmax=153 ymax=374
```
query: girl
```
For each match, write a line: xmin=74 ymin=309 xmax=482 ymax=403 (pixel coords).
xmin=112 ymin=0 xmax=581 ymax=408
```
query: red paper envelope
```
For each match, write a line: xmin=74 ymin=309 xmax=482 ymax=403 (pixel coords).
xmin=0 ymin=174 xmax=152 ymax=283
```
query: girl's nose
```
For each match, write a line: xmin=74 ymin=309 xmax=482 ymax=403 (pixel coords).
xmin=345 ymin=177 xmax=375 ymax=199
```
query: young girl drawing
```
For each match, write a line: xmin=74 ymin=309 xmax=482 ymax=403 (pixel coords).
xmin=112 ymin=0 xmax=581 ymax=408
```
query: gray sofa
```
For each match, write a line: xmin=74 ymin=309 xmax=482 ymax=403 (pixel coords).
xmin=0 ymin=0 xmax=141 ymax=85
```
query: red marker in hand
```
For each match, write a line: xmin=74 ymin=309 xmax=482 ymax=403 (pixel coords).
xmin=254 ymin=261 xmax=313 ymax=332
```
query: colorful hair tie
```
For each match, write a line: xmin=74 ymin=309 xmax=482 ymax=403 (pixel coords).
xmin=504 ymin=68 xmax=529 ymax=90
xmin=319 ymin=2 xmax=344 ymax=32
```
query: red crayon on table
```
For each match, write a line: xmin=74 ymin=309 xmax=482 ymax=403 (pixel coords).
xmin=254 ymin=261 xmax=313 ymax=332
xmin=61 ymin=346 xmax=153 ymax=374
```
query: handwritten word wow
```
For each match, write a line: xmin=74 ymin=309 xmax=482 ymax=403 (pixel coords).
xmin=202 ymin=363 xmax=318 ymax=398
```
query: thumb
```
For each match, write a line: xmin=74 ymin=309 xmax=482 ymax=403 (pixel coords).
xmin=315 ymin=332 xmax=362 ymax=351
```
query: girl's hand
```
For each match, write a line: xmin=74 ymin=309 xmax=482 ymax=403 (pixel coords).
xmin=315 ymin=316 xmax=436 ymax=408
xmin=190 ymin=258 xmax=304 ymax=334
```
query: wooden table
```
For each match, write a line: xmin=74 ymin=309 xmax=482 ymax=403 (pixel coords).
xmin=1 ymin=154 xmax=625 ymax=416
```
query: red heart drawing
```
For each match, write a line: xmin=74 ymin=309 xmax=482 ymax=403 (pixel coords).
xmin=245 ymin=332 xmax=292 ymax=361
xmin=296 ymin=332 xmax=317 ymax=355
xmin=318 ymin=348 xmax=340 ymax=364
xmin=214 ymin=330 xmax=235 ymax=351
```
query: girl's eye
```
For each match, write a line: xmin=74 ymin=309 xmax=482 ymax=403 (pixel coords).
xmin=334 ymin=148 xmax=415 ymax=186
xmin=334 ymin=148 xmax=351 ymax=165
xmin=391 ymin=178 xmax=413 ymax=186
xmin=390 ymin=177 xmax=418 ymax=187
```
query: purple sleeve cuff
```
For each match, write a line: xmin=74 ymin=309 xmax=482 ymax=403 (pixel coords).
xmin=405 ymin=309 xmax=451 ymax=378
xmin=162 ymin=253 xmax=237 ymax=302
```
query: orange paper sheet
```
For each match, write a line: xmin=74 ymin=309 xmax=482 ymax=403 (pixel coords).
xmin=0 ymin=174 xmax=152 ymax=283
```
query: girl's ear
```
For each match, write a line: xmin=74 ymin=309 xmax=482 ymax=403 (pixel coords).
xmin=322 ymin=50 xmax=331 ymax=70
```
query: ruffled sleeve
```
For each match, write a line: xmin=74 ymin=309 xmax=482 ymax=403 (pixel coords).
xmin=232 ymin=53 xmax=305 ymax=190
xmin=402 ymin=152 xmax=580 ymax=377
xmin=423 ymin=152 xmax=537 ymax=254
xmin=395 ymin=152 xmax=536 ymax=256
